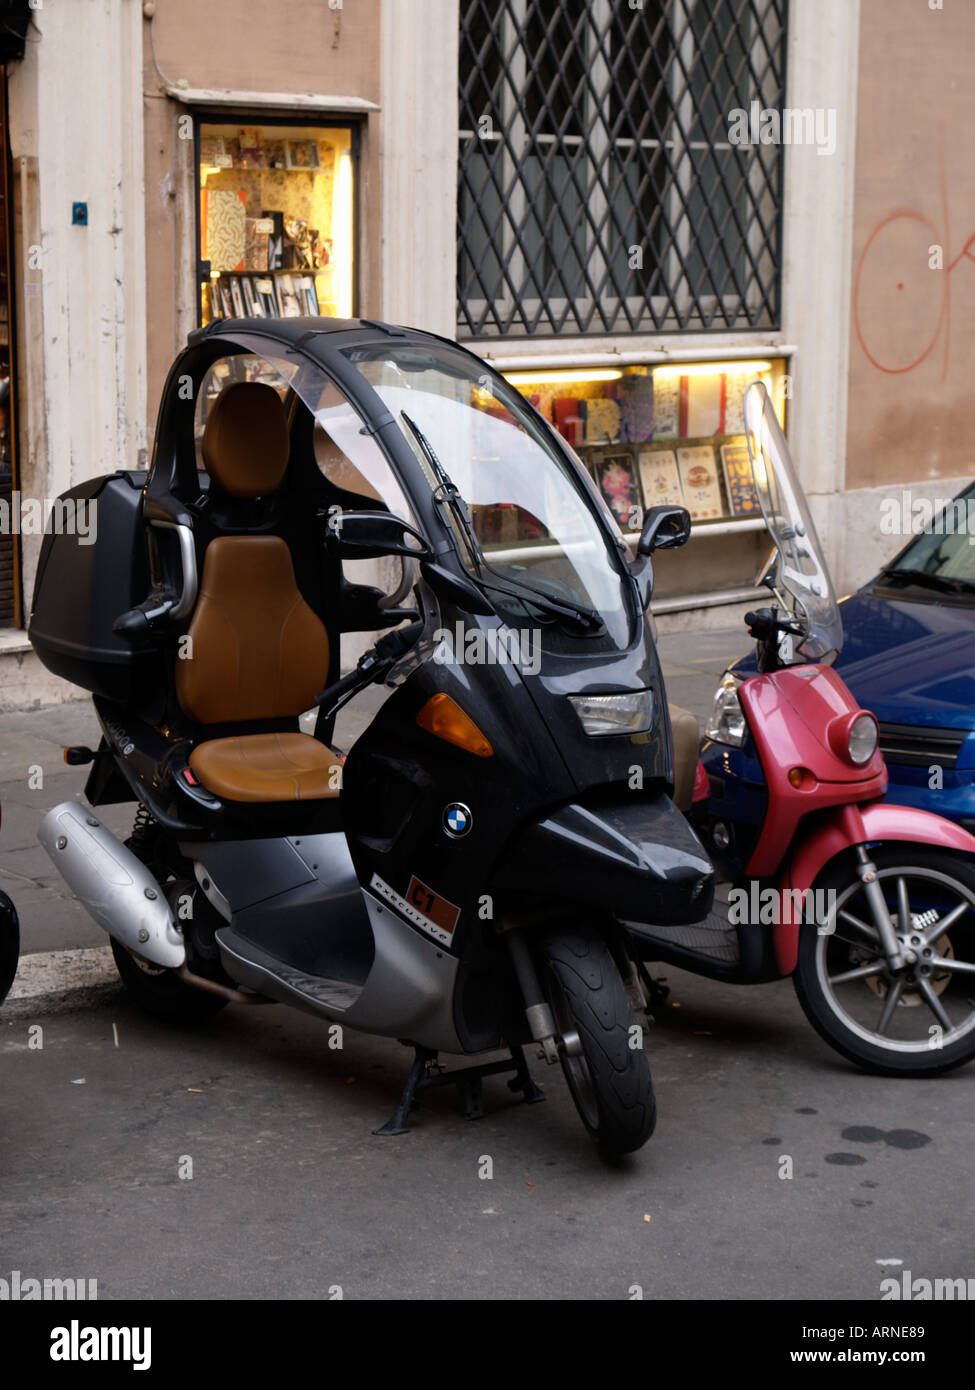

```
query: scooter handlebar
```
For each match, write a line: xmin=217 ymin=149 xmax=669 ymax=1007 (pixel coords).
xmin=314 ymin=621 xmax=425 ymax=710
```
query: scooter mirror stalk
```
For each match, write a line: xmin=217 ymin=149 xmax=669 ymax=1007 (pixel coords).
xmin=326 ymin=509 xmax=432 ymax=560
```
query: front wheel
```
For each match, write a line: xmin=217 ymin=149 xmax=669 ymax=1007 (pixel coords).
xmin=794 ymin=846 xmax=975 ymax=1075
xmin=538 ymin=931 xmax=655 ymax=1155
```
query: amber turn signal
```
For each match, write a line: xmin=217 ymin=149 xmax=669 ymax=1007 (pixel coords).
xmin=788 ymin=766 xmax=813 ymax=789
xmin=416 ymin=694 xmax=493 ymax=758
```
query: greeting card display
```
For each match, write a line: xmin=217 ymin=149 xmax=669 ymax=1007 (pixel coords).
xmin=202 ymin=189 xmax=246 ymax=272
xmin=719 ymin=437 xmax=761 ymax=517
xmin=637 ymin=447 xmax=685 ymax=509
xmin=652 ymin=374 xmax=680 ymax=437
xmin=553 ymin=397 xmax=584 ymax=447
xmin=616 ymin=374 xmax=655 ymax=443
xmin=583 ymin=398 xmax=621 ymax=445
xmin=681 ymin=373 xmax=725 ymax=437
xmin=676 ymin=445 xmax=723 ymax=521
xmin=237 ymin=128 xmax=266 ymax=170
xmin=286 ymin=140 xmax=321 ymax=170
xmin=594 ymin=452 xmax=642 ymax=531
xmin=200 ymin=136 xmax=232 ymax=169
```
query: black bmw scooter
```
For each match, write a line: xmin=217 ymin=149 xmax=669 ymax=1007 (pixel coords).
xmin=30 ymin=318 xmax=713 ymax=1155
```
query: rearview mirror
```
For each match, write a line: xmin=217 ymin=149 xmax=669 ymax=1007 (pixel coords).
xmin=327 ymin=509 xmax=431 ymax=560
xmin=637 ymin=505 xmax=692 ymax=557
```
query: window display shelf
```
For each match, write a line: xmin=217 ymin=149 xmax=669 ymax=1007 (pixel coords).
xmin=505 ymin=359 xmax=789 ymax=533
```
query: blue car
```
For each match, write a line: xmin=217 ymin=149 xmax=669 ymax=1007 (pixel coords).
xmin=717 ymin=483 xmax=975 ymax=834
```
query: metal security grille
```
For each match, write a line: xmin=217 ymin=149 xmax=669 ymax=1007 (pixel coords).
xmin=458 ymin=0 xmax=788 ymax=339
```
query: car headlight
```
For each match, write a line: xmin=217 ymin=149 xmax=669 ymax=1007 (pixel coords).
xmin=847 ymin=713 xmax=878 ymax=765
xmin=705 ymin=674 xmax=746 ymax=747
xmin=569 ymin=689 xmax=655 ymax=737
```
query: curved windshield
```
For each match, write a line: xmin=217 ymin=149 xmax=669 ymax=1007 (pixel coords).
xmin=340 ymin=342 xmax=631 ymax=644
xmin=744 ymin=381 xmax=843 ymax=661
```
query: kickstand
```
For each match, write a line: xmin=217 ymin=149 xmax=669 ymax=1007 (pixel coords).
xmin=507 ymin=1044 xmax=545 ymax=1104
xmin=373 ymin=1046 xmax=438 ymax=1136
xmin=637 ymin=962 xmax=670 ymax=1015
xmin=374 ymin=1043 xmax=545 ymax=1136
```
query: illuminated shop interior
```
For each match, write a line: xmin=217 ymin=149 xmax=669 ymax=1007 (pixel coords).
xmin=505 ymin=360 xmax=788 ymax=538
xmin=198 ymin=121 xmax=355 ymax=325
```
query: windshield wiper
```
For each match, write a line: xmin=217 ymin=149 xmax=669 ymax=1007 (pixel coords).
xmin=881 ymin=566 xmax=975 ymax=594
xmin=399 ymin=410 xmax=603 ymax=632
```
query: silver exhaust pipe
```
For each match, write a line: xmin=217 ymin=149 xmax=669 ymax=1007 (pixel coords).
xmin=39 ymin=801 xmax=186 ymax=969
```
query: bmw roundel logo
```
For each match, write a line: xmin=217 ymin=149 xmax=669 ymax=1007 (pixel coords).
xmin=443 ymin=802 xmax=473 ymax=838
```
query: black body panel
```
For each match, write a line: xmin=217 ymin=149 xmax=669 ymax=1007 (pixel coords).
xmin=497 ymin=793 xmax=714 ymax=928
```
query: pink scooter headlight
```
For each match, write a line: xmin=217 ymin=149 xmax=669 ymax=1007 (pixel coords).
xmin=827 ymin=711 xmax=878 ymax=766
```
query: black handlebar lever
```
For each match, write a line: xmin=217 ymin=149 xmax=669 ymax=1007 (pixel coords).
xmin=744 ymin=607 xmax=804 ymax=642
xmin=314 ymin=620 xmax=426 ymax=720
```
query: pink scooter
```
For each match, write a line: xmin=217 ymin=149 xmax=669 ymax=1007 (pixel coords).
xmin=631 ymin=383 xmax=975 ymax=1076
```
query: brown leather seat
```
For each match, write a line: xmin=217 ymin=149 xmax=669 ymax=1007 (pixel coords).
xmin=669 ymin=703 xmax=701 ymax=812
xmin=190 ymin=733 xmax=341 ymax=803
xmin=176 ymin=381 xmax=338 ymax=804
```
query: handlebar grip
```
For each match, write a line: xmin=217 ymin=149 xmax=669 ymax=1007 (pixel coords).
xmin=314 ymin=666 xmax=366 ymax=708
xmin=314 ymin=621 xmax=425 ymax=710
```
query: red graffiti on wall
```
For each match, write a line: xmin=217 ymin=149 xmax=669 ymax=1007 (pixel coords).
xmin=853 ymin=168 xmax=975 ymax=379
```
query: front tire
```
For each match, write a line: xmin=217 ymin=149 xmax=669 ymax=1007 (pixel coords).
xmin=538 ymin=931 xmax=655 ymax=1155
xmin=794 ymin=846 xmax=975 ymax=1076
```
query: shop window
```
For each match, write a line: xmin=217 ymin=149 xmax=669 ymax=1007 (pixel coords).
xmin=507 ymin=360 xmax=787 ymax=534
xmin=197 ymin=119 xmax=356 ymax=325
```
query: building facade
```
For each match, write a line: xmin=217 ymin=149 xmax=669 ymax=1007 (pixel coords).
xmin=0 ymin=0 xmax=970 ymax=706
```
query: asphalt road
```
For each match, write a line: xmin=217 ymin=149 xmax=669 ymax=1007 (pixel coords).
xmin=2 ymin=624 xmax=972 ymax=1301
xmin=3 ymin=966 xmax=968 ymax=1300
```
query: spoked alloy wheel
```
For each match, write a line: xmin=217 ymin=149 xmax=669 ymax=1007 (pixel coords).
xmin=538 ymin=931 xmax=656 ymax=1155
xmin=794 ymin=847 xmax=975 ymax=1075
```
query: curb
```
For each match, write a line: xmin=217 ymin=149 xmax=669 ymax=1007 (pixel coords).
xmin=3 ymin=946 xmax=123 ymax=1020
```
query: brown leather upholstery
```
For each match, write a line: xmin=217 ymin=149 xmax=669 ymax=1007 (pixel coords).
xmin=202 ymin=381 xmax=290 ymax=498
xmin=669 ymin=703 xmax=701 ymax=812
xmin=177 ymin=382 xmax=340 ymax=804
xmin=189 ymin=733 xmax=342 ymax=803
xmin=176 ymin=535 xmax=329 ymax=726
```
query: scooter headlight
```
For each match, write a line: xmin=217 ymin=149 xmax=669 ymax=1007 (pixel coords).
xmin=705 ymin=674 xmax=746 ymax=747
xmin=569 ymin=689 xmax=655 ymax=737
xmin=847 ymin=713 xmax=878 ymax=765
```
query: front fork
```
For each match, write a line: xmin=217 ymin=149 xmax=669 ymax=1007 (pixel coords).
xmin=853 ymin=844 xmax=907 ymax=971
xmin=501 ymin=925 xmax=582 ymax=1066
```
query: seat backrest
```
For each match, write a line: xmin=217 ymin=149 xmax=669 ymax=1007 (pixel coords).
xmin=175 ymin=380 xmax=329 ymax=726
xmin=202 ymin=379 xmax=290 ymax=499
xmin=176 ymin=535 xmax=329 ymax=725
